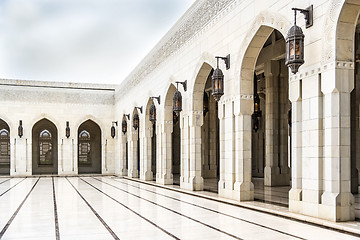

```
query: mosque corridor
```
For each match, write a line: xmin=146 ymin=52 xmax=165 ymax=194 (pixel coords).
xmin=0 ymin=176 xmax=358 ymax=240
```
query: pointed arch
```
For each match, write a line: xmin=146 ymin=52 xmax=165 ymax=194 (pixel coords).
xmin=192 ymin=62 xmax=214 ymax=113
xmin=77 ymin=119 xmax=101 ymax=174
xmin=163 ymin=83 xmax=177 ymax=122
xmin=0 ymin=119 xmax=10 ymax=175
xmin=32 ymin=118 xmax=58 ymax=175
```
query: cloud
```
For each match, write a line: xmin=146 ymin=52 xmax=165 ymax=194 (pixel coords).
xmin=0 ymin=0 xmax=195 ymax=84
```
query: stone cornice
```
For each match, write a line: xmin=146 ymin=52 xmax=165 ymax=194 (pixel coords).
xmin=116 ymin=0 xmax=237 ymax=100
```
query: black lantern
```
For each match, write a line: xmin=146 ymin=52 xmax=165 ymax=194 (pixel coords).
xmin=18 ymin=120 xmax=23 ymax=138
xmin=285 ymin=5 xmax=313 ymax=74
xmin=65 ymin=121 xmax=70 ymax=138
xmin=133 ymin=113 xmax=139 ymax=130
xmin=252 ymin=74 xmax=262 ymax=132
xmin=173 ymin=111 xmax=179 ymax=125
xmin=111 ymin=121 xmax=118 ymax=138
xmin=212 ymin=55 xmax=230 ymax=102
xmin=122 ymin=119 xmax=127 ymax=134
xmin=203 ymin=91 xmax=209 ymax=117
xmin=149 ymin=102 xmax=156 ymax=124
xmin=173 ymin=81 xmax=187 ymax=116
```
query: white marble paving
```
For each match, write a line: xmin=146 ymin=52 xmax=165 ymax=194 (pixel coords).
xmin=0 ymin=176 xmax=358 ymax=240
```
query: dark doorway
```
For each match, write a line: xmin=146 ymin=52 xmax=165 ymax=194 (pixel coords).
xmin=0 ymin=119 xmax=10 ymax=175
xmin=32 ymin=119 xmax=58 ymax=175
xmin=151 ymin=123 xmax=156 ymax=178
xmin=172 ymin=112 xmax=181 ymax=185
xmin=78 ymin=120 xmax=101 ymax=174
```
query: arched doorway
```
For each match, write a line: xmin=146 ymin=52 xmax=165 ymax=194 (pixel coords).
xmin=191 ymin=63 xmax=219 ymax=192
xmin=78 ymin=120 xmax=101 ymax=174
xmin=351 ymin=14 xmax=360 ymax=219
xmin=142 ymin=98 xmax=157 ymax=180
xmin=0 ymin=119 xmax=10 ymax=175
xmin=32 ymin=119 xmax=58 ymax=175
xmin=250 ymin=29 xmax=291 ymax=206
xmin=201 ymin=69 xmax=220 ymax=192
xmin=162 ymin=84 xmax=179 ymax=185
xmin=172 ymin=111 xmax=180 ymax=185
xmin=128 ymin=108 xmax=141 ymax=178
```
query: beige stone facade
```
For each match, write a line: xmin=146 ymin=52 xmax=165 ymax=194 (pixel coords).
xmin=1 ymin=0 xmax=360 ymax=222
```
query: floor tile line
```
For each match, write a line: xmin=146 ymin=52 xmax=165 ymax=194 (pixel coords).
xmin=0 ymin=179 xmax=10 ymax=185
xmin=105 ymin=177 xmax=305 ymax=240
xmin=118 ymin=177 xmax=360 ymax=238
xmin=78 ymin=177 xmax=180 ymax=240
xmin=87 ymin=177 xmax=244 ymax=240
xmin=0 ymin=177 xmax=40 ymax=239
xmin=0 ymin=178 xmax=27 ymax=197
xmin=52 ymin=177 xmax=60 ymax=240
xmin=65 ymin=177 xmax=120 ymax=240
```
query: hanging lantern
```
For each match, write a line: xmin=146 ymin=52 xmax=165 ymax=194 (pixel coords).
xmin=285 ymin=6 xmax=313 ymax=74
xmin=18 ymin=120 xmax=23 ymax=138
xmin=252 ymin=73 xmax=262 ymax=132
xmin=203 ymin=91 xmax=209 ymax=117
xmin=65 ymin=121 xmax=70 ymax=138
xmin=285 ymin=25 xmax=304 ymax=74
xmin=133 ymin=113 xmax=139 ymax=130
xmin=173 ymin=87 xmax=182 ymax=116
xmin=212 ymin=55 xmax=230 ymax=102
xmin=173 ymin=111 xmax=179 ymax=125
xmin=212 ymin=65 xmax=224 ymax=101
xmin=122 ymin=119 xmax=127 ymax=134
xmin=149 ymin=102 xmax=156 ymax=124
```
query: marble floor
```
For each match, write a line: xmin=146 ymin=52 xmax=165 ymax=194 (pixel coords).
xmin=0 ymin=177 xmax=359 ymax=239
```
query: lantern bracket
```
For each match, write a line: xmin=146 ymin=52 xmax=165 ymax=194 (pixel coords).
xmin=175 ymin=80 xmax=187 ymax=92
xmin=124 ymin=114 xmax=130 ymax=120
xmin=136 ymin=106 xmax=143 ymax=114
xmin=151 ymin=96 xmax=161 ymax=105
xmin=112 ymin=121 xmax=118 ymax=127
xmin=292 ymin=5 xmax=313 ymax=28
xmin=215 ymin=54 xmax=230 ymax=70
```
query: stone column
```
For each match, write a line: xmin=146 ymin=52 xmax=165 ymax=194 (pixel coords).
xmin=300 ymin=74 xmax=324 ymax=217
xmin=234 ymin=97 xmax=254 ymax=201
xmin=201 ymin=96 xmax=217 ymax=178
xmin=156 ymin=121 xmax=173 ymax=184
xmin=219 ymin=101 xmax=236 ymax=197
xmin=289 ymin=79 xmax=303 ymax=213
xmin=264 ymin=61 xmax=289 ymax=186
xmin=117 ymin=133 xmax=127 ymax=176
xmin=127 ymin=127 xmax=138 ymax=178
xmin=208 ymin=96 xmax=218 ymax=177
xmin=180 ymin=115 xmax=189 ymax=186
xmin=218 ymin=103 xmax=226 ymax=193
xmin=140 ymin=126 xmax=153 ymax=180
xmin=319 ymin=63 xmax=354 ymax=221
xmin=279 ymin=61 xmax=290 ymax=180
xmin=181 ymin=112 xmax=203 ymax=190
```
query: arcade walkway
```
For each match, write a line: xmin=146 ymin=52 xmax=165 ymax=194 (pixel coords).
xmin=0 ymin=176 xmax=359 ymax=240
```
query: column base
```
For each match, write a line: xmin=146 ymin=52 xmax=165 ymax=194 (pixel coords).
xmin=319 ymin=192 xmax=355 ymax=222
xmin=218 ymin=180 xmax=254 ymax=201
xmin=156 ymin=173 xmax=173 ymax=185
xmin=233 ymin=181 xmax=254 ymax=201
xmin=289 ymin=188 xmax=303 ymax=214
xmin=128 ymin=169 xmax=138 ymax=178
xmin=140 ymin=170 xmax=154 ymax=181
xmin=264 ymin=166 xmax=290 ymax=186
xmin=116 ymin=168 xmax=128 ymax=176
xmin=180 ymin=175 xmax=203 ymax=191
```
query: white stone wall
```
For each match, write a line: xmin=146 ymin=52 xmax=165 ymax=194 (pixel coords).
xmin=0 ymin=79 xmax=116 ymax=176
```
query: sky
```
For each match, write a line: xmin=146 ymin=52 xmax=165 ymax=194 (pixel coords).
xmin=0 ymin=0 xmax=196 ymax=84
